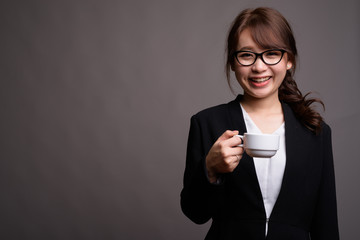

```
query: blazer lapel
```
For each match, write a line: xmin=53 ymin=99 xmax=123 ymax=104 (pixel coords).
xmin=270 ymin=102 xmax=309 ymax=219
xmin=227 ymin=95 xmax=264 ymax=207
xmin=227 ymin=95 xmax=247 ymax=134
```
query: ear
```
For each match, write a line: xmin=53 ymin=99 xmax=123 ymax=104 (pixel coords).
xmin=286 ymin=61 xmax=293 ymax=70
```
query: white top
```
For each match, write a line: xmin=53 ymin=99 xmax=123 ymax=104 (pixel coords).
xmin=240 ymin=104 xmax=286 ymax=236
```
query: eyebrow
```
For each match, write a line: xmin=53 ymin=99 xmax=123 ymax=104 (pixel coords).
xmin=238 ymin=46 xmax=255 ymax=51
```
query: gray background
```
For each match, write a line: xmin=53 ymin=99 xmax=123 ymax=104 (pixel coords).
xmin=0 ymin=0 xmax=359 ymax=239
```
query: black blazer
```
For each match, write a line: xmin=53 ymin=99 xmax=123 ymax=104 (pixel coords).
xmin=181 ymin=95 xmax=339 ymax=240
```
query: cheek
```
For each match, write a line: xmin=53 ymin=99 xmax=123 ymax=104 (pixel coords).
xmin=234 ymin=68 xmax=248 ymax=80
xmin=275 ymin=69 xmax=286 ymax=80
xmin=273 ymin=65 xmax=288 ymax=81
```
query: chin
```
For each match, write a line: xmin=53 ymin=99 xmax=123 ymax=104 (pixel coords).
xmin=247 ymin=89 xmax=278 ymax=99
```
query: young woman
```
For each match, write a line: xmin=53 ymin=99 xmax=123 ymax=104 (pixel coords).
xmin=180 ymin=7 xmax=339 ymax=240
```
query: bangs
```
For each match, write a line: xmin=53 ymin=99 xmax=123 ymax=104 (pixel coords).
xmin=248 ymin=23 xmax=287 ymax=50
xmin=250 ymin=26 xmax=286 ymax=49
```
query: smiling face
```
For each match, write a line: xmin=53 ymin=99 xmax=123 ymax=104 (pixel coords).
xmin=232 ymin=28 xmax=292 ymax=101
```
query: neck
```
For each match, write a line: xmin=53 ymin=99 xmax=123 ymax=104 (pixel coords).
xmin=240 ymin=92 xmax=282 ymax=113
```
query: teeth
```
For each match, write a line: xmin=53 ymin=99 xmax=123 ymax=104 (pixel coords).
xmin=250 ymin=77 xmax=271 ymax=83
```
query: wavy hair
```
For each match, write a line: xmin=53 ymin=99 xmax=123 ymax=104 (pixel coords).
xmin=225 ymin=7 xmax=324 ymax=134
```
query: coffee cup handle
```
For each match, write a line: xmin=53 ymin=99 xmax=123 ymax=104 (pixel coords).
xmin=236 ymin=135 xmax=244 ymax=147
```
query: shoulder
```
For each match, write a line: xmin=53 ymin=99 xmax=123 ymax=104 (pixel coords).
xmin=320 ymin=121 xmax=332 ymax=141
xmin=193 ymin=103 xmax=229 ymax=120
xmin=321 ymin=121 xmax=331 ymax=133
xmin=282 ymin=102 xmax=332 ymax=138
xmin=188 ymin=96 xmax=244 ymax=140
xmin=192 ymin=95 xmax=241 ymax=122
xmin=188 ymin=98 xmax=241 ymax=146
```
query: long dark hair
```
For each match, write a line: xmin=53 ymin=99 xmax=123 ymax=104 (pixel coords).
xmin=225 ymin=7 xmax=324 ymax=134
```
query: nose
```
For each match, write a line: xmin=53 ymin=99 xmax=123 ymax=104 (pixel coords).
xmin=251 ymin=57 xmax=267 ymax=72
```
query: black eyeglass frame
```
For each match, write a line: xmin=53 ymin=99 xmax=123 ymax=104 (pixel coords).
xmin=233 ymin=49 xmax=286 ymax=66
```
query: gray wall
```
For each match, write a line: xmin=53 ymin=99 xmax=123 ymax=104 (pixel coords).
xmin=1 ymin=0 xmax=359 ymax=239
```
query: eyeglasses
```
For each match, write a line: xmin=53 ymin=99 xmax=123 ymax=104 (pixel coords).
xmin=233 ymin=49 xmax=286 ymax=66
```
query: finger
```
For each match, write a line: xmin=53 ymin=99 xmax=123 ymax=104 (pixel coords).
xmin=219 ymin=136 xmax=242 ymax=151
xmin=217 ymin=132 xmax=241 ymax=149
xmin=226 ymin=135 xmax=243 ymax=147
xmin=217 ymin=130 xmax=239 ymax=142
xmin=228 ymin=146 xmax=244 ymax=156
xmin=218 ymin=143 xmax=244 ymax=159
xmin=224 ymin=155 xmax=242 ymax=172
xmin=222 ymin=144 xmax=244 ymax=156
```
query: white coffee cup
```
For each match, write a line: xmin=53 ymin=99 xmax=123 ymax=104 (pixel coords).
xmin=236 ymin=133 xmax=280 ymax=158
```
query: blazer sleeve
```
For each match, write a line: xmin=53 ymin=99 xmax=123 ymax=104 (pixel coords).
xmin=180 ymin=115 xmax=223 ymax=224
xmin=310 ymin=124 xmax=340 ymax=239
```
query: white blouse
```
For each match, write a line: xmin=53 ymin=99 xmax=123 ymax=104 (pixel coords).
xmin=240 ymin=104 xmax=286 ymax=236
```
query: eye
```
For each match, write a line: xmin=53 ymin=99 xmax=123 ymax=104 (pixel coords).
xmin=237 ymin=52 xmax=255 ymax=59
xmin=264 ymin=50 xmax=282 ymax=58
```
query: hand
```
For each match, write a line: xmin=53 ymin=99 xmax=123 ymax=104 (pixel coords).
xmin=205 ymin=130 xmax=244 ymax=183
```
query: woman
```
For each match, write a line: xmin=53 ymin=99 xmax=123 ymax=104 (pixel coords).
xmin=180 ymin=7 xmax=339 ymax=240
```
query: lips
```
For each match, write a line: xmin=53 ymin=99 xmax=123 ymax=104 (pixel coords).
xmin=249 ymin=76 xmax=271 ymax=83
xmin=248 ymin=76 xmax=271 ymax=87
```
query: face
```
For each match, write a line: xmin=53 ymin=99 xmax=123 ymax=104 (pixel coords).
xmin=232 ymin=28 xmax=292 ymax=100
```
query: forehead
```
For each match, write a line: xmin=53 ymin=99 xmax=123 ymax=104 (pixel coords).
xmin=236 ymin=27 xmax=282 ymax=51
xmin=237 ymin=28 xmax=261 ymax=51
